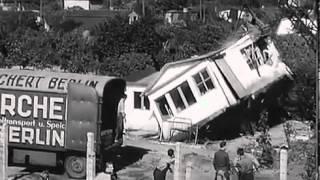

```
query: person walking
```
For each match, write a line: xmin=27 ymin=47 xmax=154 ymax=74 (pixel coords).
xmin=234 ymin=148 xmax=260 ymax=180
xmin=213 ymin=141 xmax=231 ymax=180
xmin=153 ymin=148 xmax=175 ymax=180
xmin=115 ymin=94 xmax=127 ymax=144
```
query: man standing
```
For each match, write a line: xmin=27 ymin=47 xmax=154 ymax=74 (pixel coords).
xmin=234 ymin=148 xmax=260 ymax=180
xmin=115 ymin=94 xmax=127 ymax=143
xmin=153 ymin=149 xmax=175 ymax=180
xmin=213 ymin=141 xmax=230 ymax=180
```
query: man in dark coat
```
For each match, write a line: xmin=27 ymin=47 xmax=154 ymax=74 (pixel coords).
xmin=235 ymin=148 xmax=259 ymax=180
xmin=213 ymin=141 xmax=231 ymax=180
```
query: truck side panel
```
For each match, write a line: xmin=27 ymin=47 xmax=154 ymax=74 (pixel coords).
xmin=0 ymin=89 xmax=66 ymax=151
xmin=65 ymin=83 xmax=98 ymax=151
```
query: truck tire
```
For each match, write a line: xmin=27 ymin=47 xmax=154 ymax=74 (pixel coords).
xmin=65 ymin=156 xmax=86 ymax=179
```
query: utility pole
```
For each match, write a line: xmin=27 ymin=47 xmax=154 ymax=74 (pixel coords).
xmin=14 ymin=0 xmax=17 ymax=11
xmin=40 ymin=0 xmax=43 ymax=22
xmin=109 ymin=0 xmax=113 ymax=10
xmin=200 ymin=0 xmax=202 ymax=20
xmin=142 ymin=0 xmax=145 ymax=16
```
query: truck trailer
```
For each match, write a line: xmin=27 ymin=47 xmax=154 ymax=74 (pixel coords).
xmin=0 ymin=69 xmax=126 ymax=178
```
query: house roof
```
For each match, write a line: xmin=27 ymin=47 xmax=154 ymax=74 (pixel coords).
xmin=143 ymin=49 xmax=225 ymax=95
xmin=166 ymin=9 xmax=198 ymax=14
xmin=125 ymin=67 xmax=160 ymax=87
xmin=125 ymin=67 xmax=157 ymax=81
xmin=133 ymin=72 xmax=160 ymax=86
xmin=143 ymin=24 xmax=266 ymax=96
xmin=128 ymin=11 xmax=139 ymax=17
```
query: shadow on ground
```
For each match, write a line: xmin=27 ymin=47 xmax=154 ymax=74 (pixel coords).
xmin=103 ymin=145 xmax=150 ymax=172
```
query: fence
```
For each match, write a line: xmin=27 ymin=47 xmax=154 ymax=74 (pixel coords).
xmin=0 ymin=123 xmax=8 ymax=180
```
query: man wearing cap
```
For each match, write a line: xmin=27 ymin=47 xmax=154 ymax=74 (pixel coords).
xmin=213 ymin=141 xmax=231 ymax=180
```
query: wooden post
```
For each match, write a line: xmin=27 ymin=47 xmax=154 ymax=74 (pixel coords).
xmin=185 ymin=161 xmax=192 ymax=180
xmin=87 ymin=132 xmax=96 ymax=180
xmin=280 ymin=146 xmax=288 ymax=180
xmin=194 ymin=125 xmax=199 ymax=145
xmin=160 ymin=121 xmax=163 ymax=142
xmin=174 ymin=142 xmax=182 ymax=180
xmin=0 ymin=124 xmax=8 ymax=180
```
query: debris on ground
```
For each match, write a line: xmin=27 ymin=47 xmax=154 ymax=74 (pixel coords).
xmin=283 ymin=120 xmax=313 ymax=142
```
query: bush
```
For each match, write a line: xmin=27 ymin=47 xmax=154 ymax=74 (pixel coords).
xmin=288 ymin=139 xmax=316 ymax=180
xmin=274 ymin=34 xmax=316 ymax=122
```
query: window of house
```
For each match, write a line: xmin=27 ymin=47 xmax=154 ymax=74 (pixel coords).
xmin=134 ymin=92 xmax=142 ymax=109
xmin=156 ymin=96 xmax=172 ymax=116
xmin=193 ymin=69 xmax=215 ymax=95
xmin=169 ymin=88 xmax=186 ymax=111
xmin=134 ymin=91 xmax=150 ymax=110
xmin=241 ymin=44 xmax=266 ymax=70
xmin=246 ymin=58 xmax=255 ymax=70
xmin=169 ymin=81 xmax=196 ymax=112
xmin=180 ymin=81 xmax=197 ymax=105
xmin=241 ymin=47 xmax=256 ymax=70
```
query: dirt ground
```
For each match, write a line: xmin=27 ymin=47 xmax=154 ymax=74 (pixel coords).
xmin=6 ymin=123 xmax=308 ymax=180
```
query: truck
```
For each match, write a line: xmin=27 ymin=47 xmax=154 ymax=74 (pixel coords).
xmin=0 ymin=69 xmax=126 ymax=178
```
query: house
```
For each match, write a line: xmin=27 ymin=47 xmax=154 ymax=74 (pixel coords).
xmin=0 ymin=0 xmax=24 ymax=11
xmin=128 ymin=10 xmax=140 ymax=24
xmin=64 ymin=0 xmax=90 ymax=10
xmin=125 ymin=68 xmax=160 ymax=132
xmin=276 ymin=16 xmax=317 ymax=36
xmin=276 ymin=18 xmax=295 ymax=35
xmin=165 ymin=8 xmax=198 ymax=25
xmin=218 ymin=8 xmax=256 ymax=23
xmin=143 ymin=28 xmax=293 ymax=140
xmin=64 ymin=0 xmax=104 ymax=10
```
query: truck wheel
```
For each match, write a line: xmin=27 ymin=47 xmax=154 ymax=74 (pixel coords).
xmin=65 ymin=156 xmax=86 ymax=179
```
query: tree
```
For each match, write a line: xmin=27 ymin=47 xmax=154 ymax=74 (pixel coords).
xmin=0 ymin=11 xmax=39 ymax=36
xmin=274 ymin=34 xmax=316 ymax=121
xmin=93 ymin=15 xmax=165 ymax=70
xmin=155 ymin=20 xmax=232 ymax=66
xmin=56 ymin=30 xmax=99 ymax=73
xmin=99 ymin=52 xmax=154 ymax=77
xmin=278 ymin=0 xmax=317 ymax=51
xmin=4 ymin=27 xmax=60 ymax=69
xmin=155 ymin=0 xmax=188 ymax=12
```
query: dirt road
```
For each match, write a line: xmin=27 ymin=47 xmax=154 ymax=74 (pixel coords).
xmin=6 ymin=126 xmax=304 ymax=180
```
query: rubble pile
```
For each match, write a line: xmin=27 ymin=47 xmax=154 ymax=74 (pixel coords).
xmin=284 ymin=120 xmax=314 ymax=142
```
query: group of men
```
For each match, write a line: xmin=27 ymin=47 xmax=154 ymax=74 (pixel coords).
xmin=213 ymin=141 xmax=260 ymax=180
xmin=109 ymin=93 xmax=260 ymax=180
xmin=151 ymin=141 xmax=260 ymax=180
